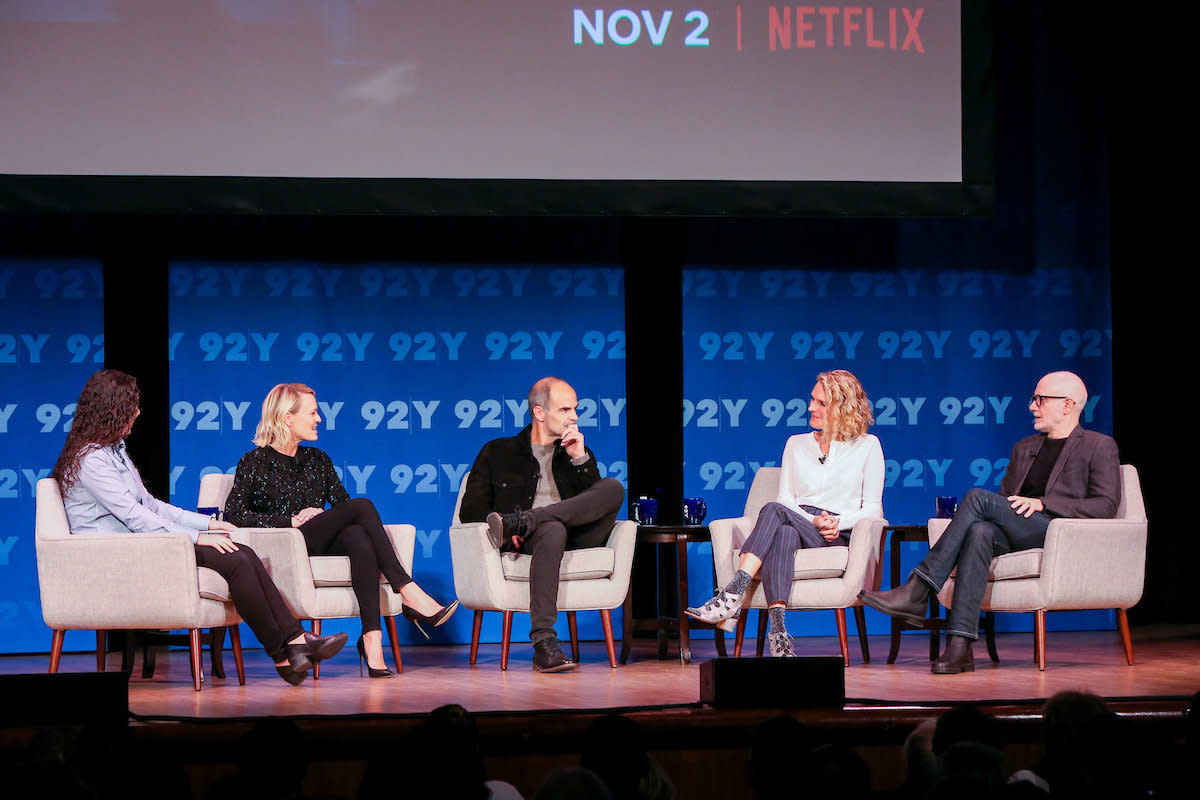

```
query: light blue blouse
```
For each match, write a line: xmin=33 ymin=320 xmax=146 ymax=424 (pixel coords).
xmin=63 ymin=441 xmax=211 ymax=542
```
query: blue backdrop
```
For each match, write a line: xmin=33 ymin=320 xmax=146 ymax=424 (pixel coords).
xmin=0 ymin=258 xmax=1114 ymax=654
xmin=0 ymin=259 xmax=106 ymax=654
xmin=681 ymin=263 xmax=1114 ymax=638
xmin=166 ymin=262 xmax=628 ymax=648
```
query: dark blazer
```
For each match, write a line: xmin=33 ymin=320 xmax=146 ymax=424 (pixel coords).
xmin=459 ymin=424 xmax=602 ymax=523
xmin=999 ymin=425 xmax=1121 ymax=519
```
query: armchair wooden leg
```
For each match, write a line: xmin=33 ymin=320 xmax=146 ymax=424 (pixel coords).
xmin=835 ymin=608 xmax=849 ymax=666
xmin=755 ymin=611 xmax=768 ymax=658
xmin=983 ymin=612 xmax=1000 ymax=663
xmin=599 ymin=609 xmax=617 ymax=668
xmin=210 ymin=626 xmax=226 ymax=679
xmin=1117 ymin=608 xmax=1134 ymax=665
xmin=96 ymin=631 xmax=106 ymax=672
xmin=853 ymin=606 xmax=870 ymax=664
xmin=733 ymin=610 xmax=749 ymax=658
xmin=142 ymin=636 xmax=157 ymax=678
xmin=229 ymin=625 xmax=246 ymax=685
xmin=385 ymin=615 xmax=404 ymax=674
xmin=49 ymin=629 xmax=65 ymax=673
xmin=1035 ymin=609 xmax=1046 ymax=671
xmin=470 ymin=610 xmax=483 ymax=665
xmin=500 ymin=611 xmax=514 ymax=671
xmin=567 ymin=612 xmax=581 ymax=662
xmin=310 ymin=620 xmax=322 ymax=679
xmin=189 ymin=629 xmax=203 ymax=691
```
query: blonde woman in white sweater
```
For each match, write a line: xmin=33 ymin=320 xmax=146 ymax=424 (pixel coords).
xmin=686 ymin=370 xmax=884 ymax=656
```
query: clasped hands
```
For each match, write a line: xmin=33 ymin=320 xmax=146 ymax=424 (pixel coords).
xmin=813 ymin=512 xmax=841 ymax=542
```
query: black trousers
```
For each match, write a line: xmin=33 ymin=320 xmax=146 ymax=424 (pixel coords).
xmin=194 ymin=544 xmax=304 ymax=662
xmin=521 ymin=478 xmax=625 ymax=643
xmin=299 ymin=498 xmax=412 ymax=632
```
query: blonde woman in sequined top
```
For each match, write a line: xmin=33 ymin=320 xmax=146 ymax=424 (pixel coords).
xmin=225 ymin=383 xmax=457 ymax=678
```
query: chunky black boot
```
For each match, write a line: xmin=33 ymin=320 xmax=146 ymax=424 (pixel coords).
xmin=858 ymin=575 xmax=932 ymax=626
xmin=931 ymin=634 xmax=975 ymax=674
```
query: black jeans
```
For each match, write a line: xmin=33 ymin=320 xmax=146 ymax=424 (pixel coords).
xmin=300 ymin=498 xmax=412 ymax=633
xmin=521 ymin=478 xmax=625 ymax=644
xmin=912 ymin=488 xmax=1051 ymax=639
xmin=194 ymin=543 xmax=304 ymax=662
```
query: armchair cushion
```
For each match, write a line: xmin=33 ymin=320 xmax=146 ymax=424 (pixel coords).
xmin=731 ymin=545 xmax=849 ymax=581
xmin=196 ymin=569 xmax=233 ymax=602
xmin=989 ymin=549 xmax=1043 ymax=581
xmin=309 ymin=556 xmax=391 ymax=588
xmin=499 ymin=547 xmax=616 ymax=583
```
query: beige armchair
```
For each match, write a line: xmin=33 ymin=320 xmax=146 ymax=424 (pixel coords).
xmin=448 ymin=474 xmax=636 ymax=669
xmin=708 ymin=467 xmax=886 ymax=665
xmin=199 ymin=473 xmax=416 ymax=677
xmin=35 ymin=478 xmax=245 ymax=691
xmin=928 ymin=464 xmax=1147 ymax=670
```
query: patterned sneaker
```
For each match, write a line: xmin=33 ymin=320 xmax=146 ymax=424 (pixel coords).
xmin=685 ymin=590 xmax=743 ymax=626
xmin=768 ymin=631 xmax=797 ymax=658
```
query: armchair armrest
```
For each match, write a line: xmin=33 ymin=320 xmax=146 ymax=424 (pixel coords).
xmin=844 ymin=517 xmax=887 ymax=594
xmin=927 ymin=517 xmax=951 ymax=546
xmin=448 ymin=522 xmax=508 ymax=609
xmin=601 ymin=521 xmax=637 ymax=605
xmin=1040 ymin=517 xmax=1148 ymax=609
xmin=383 ymin=523 xmax=417 ymax=574
xmin=37 ymin=532 xmax=203 ymax=629
xmin=230 ymin=527 xmax=318 ymax=613
xmin=708 ymin=516 xmax=753 ymax=589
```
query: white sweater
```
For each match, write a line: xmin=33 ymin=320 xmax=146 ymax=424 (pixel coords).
xmin=774 ymin=432 xmax=885 ymax=531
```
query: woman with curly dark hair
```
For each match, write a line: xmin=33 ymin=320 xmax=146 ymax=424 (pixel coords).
xmin=54 ymin=369 xmax=347 ymax=685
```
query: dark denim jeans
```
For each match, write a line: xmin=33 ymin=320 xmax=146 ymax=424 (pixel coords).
xmin=912 ymin=488 xmax=1050 ymax=639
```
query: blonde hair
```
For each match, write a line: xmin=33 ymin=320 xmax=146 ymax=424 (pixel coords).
xmin=817 ymin=370 xmax=874 ymax=442
xmin=253 ymin=383 xmax=315 ymax=447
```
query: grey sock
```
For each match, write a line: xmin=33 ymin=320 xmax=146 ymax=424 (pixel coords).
xmin=723 ymin=569 xmax=752 ymax=596
xmin=768 ymin=606 xmax=788 ymax=635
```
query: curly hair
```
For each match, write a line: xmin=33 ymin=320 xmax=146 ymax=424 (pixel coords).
xmin=253 ymin=383 xmax=315 ymax=447
xmin=52 ymin=369 xmax=140 ymax=490
xmin=817 ymin=369 xmax=874 ymax=442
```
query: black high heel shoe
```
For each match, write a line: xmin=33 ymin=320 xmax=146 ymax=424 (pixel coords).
xmin=401 ymin=600 xmax=459 ymax=639
xmin=275 ymin=663 xmax=307 ymax=686
xmin=285 ymin=630 xmax=349 ymax=673
xmin=356 ymin=636 xmax=394 ymax=678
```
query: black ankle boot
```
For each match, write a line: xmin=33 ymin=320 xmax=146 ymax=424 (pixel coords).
xmin=931 ymin=635 xmax=975 ymax=674
xmin=486 ymin=510 xmax=530 ymax=552
xmin=859 ymin=575 xmax=932 ymax=626
xmin=532 ymin=637 xmax=576 ymax=673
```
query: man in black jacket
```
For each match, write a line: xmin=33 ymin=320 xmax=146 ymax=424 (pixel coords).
xmin=460 ymin=377 xmax=625 ymax=672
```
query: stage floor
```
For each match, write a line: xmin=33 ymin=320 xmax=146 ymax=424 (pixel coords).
xmin=4 ymin=625 xmax=1197 ymax=722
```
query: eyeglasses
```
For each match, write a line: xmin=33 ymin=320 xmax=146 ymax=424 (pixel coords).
xmin=1030 ymin=395 xmax=1069 ymax=407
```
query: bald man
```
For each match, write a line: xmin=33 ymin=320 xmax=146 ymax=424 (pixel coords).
xmin=460 ymin=377 xmax=624 ymax=673
xmin=860 ymin=372 xmax=1120 ymax=674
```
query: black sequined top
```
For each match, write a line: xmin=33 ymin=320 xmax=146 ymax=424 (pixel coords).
xmin=224 ymin=446 xmax=350 ymax=528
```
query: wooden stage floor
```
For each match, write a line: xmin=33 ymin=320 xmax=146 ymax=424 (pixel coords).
xmin=4 ymin=626 xmax=1196 ymax=798
xmin=4 ymin=625 xmax=1198 ymax=722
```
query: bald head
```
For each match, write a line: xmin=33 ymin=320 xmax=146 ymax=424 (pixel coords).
xmin=1031 ymin=371 xmax=1087 ymax=438
xmin=529 ymin=377 xmax=578 ymax=444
